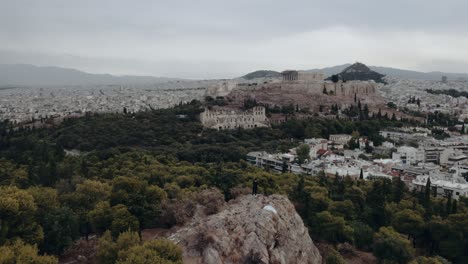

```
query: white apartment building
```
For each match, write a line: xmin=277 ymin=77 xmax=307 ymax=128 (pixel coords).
xmin=412 ymin=174 xmax=468 ymax=200
xmin=392 ymin=146 xmax=425 ymax=165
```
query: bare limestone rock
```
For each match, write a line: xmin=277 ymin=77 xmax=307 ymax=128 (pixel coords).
xmin=169 ymin=194 xmax=322 ymax=264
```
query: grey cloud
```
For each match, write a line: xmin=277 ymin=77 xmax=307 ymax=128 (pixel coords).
xmin=1 ymin=0 xmax=467 ymax=78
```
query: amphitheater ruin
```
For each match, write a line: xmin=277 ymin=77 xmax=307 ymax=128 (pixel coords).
xmin=199 ymin=106 xmax=269 ymax=130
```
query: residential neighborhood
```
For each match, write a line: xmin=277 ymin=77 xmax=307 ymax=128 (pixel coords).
xmin=248 ymin=129 xmax=468 ymax=200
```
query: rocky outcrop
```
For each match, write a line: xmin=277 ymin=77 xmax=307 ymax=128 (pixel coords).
xmin=169 ymin=194 xmax=322 ymax=264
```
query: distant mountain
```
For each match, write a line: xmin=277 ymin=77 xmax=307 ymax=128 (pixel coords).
xmin=241 ymin=70 xmax=282 ymax=80
xmin=0 ymin=64 xmax=179 ymax=86
xmin=307 ymin=63 xmax=468 ymax=81
xmin=328 ymin=62 xmax=386 ymax=83
xmin=370 ymin=66 xmax=468 ymax=81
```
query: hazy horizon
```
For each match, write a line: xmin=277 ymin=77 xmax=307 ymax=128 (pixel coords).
xmin=3 ymin=62 xmax=468 ymax=80
xmin=2 ymin=0 xmax=468 ymax=79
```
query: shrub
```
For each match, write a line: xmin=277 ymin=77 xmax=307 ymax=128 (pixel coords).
xmin=0 ymin=240 xmax=57 ymax=264
xmin=325 ymin=248 xmax=346 ymax=264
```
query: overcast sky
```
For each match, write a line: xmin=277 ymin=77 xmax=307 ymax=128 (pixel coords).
xmin=1 ymin=0 xmax=468 ymax=79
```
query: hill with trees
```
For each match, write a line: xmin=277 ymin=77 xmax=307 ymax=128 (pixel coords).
xmin=241 ymin=70 xmax=282 ymax=80
xmin=327 ymin=62 xmax=386 ymax=84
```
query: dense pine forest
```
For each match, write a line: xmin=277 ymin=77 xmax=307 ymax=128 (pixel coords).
xmin=0 ymin=101 xmax=467 ymax=263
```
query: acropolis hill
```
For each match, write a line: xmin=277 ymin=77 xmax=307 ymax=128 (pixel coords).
xmin=205 ymin=63 xmax=386 ymax=113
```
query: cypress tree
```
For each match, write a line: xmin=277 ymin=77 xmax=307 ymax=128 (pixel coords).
xmin=446 ymin=195 xmax=452 ymax=216
xmin=452 ymin=199 xmax=458 ymax=214
xmin=392 ymin=176 xmax=405 ymax=203
xmin=424 ymin=178 xmax=431 ymax=204
xmin=363 ymin=104 xmax=369 ymax=118
xmin=282 ymin=161 xmax=288 ymax=173
xmin=335 ymin=171 xmax=340 ymax=180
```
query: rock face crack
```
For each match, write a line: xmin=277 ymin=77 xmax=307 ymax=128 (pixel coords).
xmin=171 ymin=194 xmax=322 ymax=264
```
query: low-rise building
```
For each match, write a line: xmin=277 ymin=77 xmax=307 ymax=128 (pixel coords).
xmin=392 ymin=146 xmax=425 ymax=165
xmin=304 ymin=138 xmax=329 ymax=158
xmin=329 ymin=134 xmax=352 ymax=145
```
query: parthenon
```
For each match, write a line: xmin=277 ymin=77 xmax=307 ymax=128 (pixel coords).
xmin=282 ymin=70 xmax=325 ymax=82
xmin=282 ymin=70 xmax=299 ymax=81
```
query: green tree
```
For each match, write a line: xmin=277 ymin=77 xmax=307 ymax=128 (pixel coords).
xmin=97 ymin=230 xmax=141 ymax=264
xmin=387 ymin=102 xmax=397 ymax=109
xmin=138 ymin=239 xmax=183 ymax=263
xmin=331 ymin=74 xmax=340 ymax=83
xmin=373 ymin=227 xmax=415 ymax=264
xmin=352 ymin=221 xmax=374 ymax=250
xmin=445 ymin=195 xmax=452 ymax=216
xmin=451 ymin=200 xmax=457 ymax=214
xmin=75 ymin=180 xmax=112 ymax=209
xmin=392 ymin=177 xmax=406 ymax=203
xmin=344 ymin=185 xmax=365 ymax=211
xmin=0 ymin=240 xmax=57 ymax=264
xmin=425 ymin=178 xmax=431 ymax=207
xmin=325 ymin=248 xmax=345 ymax=264
xmin=97 ymin=230 xmax=182 ymax=264
xmin=330 ymin=200 xmax=355 ymax=220
xmin=110 ymin=204 xmax=140 ymax=238
xmin=348 ymin=138 xmax=359 ymax=150
xmin=110 ymin=176 xmax=166 ymax=228
xmin=0 ymin=186 xmax=43 ymax=245
xmin=40 ymin=206 xmax=79 ymax=254
xmin=27 ymin=186 xmax=79 ymax=254
xmin=363 ymin=104 xmax=369 ymax=119
xmin=314 ymin=211 xmax=353 ymax=244
xmin=88 ymin=201 xmax=113 ymax=235
xmin=392 ymin=209 xmax=424 ymax=247
xmin=296 ymin=144 xmax=310 ymax=164
xmin=0 ymin=159 xmax=29 ymax=187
